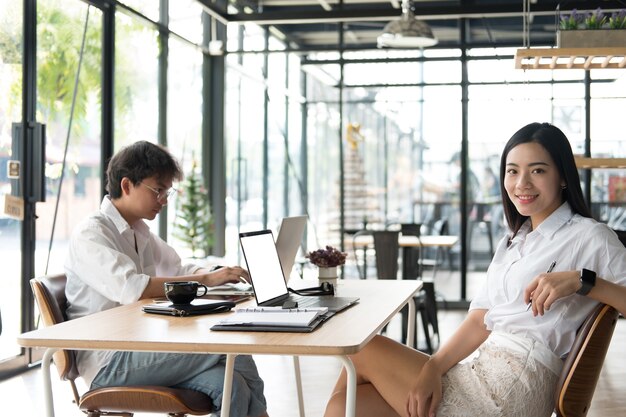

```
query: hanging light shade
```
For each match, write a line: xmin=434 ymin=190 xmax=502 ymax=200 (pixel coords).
xmin=377 ymin=0 xmax=438 ymax=48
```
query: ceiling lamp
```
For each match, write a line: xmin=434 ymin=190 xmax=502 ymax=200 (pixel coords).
xmin=377 ymin=0 xmax=438 ymax=49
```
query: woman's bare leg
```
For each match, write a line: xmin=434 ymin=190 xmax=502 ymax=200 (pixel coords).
xmin=324 ymin=335 xmax=430 ymax=417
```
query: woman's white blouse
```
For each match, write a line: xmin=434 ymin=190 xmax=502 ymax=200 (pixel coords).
xmin=470 ymin=202 xmax=626 ymax=358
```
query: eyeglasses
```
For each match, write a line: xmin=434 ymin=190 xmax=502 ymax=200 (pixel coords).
xmin=140 ymin=182 xmax=178 ymax=201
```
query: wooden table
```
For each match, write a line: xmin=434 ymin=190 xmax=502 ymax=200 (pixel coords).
xmin=352 ymin=233 xmax=459 ymax=279
xmin=18 ymin=279 xmax=422 ymax=417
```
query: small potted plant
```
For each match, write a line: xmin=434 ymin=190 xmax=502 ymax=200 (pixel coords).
xmin=306 ymin=245 xmax=347 ymax=284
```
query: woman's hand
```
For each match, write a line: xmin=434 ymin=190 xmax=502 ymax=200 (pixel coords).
xmin=524 ymin=270 xmax=581 ymax=316
xmin=197 ymin=266 xmax=250 ymax=287
xmin=406 ymin=359 xmax=443 ymax=417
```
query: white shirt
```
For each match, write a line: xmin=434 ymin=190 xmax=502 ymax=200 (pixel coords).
xmin=64 ymin=196 xmax=200 ymax=384
xmin=470 ymin=202 xmax=626 ymax=358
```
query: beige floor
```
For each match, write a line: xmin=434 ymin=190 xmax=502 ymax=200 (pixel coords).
xmin=1 ymin=308 xmax=624 ymax=417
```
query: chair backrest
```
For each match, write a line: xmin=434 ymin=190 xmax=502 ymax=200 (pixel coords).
xmin=555 ymin=303 xmax=619 ymax=417
xmin=372 ymin=231 xmax=400 ymax=280
xmin=30 ymin=274 xmax=80 ymax=382
xmin=434 ymin=219 xmax=448 ymax=236
xmin=400 ymin=223 xmax=422 ymax=237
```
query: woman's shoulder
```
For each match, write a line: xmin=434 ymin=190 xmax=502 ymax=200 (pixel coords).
xmin=569 ymin=214 xmax=624 ymax=247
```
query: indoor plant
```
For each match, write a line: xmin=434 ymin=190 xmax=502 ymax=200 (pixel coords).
xmin=557 ymin=7 xmax=626 ymax=48
xmin=306 ymin=245 xmax=347 ymax=282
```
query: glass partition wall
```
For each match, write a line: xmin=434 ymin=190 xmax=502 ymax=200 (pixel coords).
xmin=224 ymin=35 xmax=625 ymax=304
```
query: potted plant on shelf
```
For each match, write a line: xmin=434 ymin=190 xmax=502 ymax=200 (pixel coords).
xmin=557 ymin=7 xmax=626 ymax=48
xmin=306 ymin=245 xmax=347 ymax=284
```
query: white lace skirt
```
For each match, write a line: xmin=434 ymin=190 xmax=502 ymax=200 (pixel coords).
xmin=437 ymin=332 xmax=563 ymax=417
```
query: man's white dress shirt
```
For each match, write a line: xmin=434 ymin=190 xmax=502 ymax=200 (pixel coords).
xmin=65 ymin=196 xmax=200 ymax=384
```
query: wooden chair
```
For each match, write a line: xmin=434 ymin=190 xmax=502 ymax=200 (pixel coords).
xmin=30 ymin=274 xmax=215 ymax=417
xmin=554 ymin=303 xmax=619 ymax=417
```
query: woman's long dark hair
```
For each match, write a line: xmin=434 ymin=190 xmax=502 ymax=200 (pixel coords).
xmin=500 ymin=122 xmax=592 ymax=235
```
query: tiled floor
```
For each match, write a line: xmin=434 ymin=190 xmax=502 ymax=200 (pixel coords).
xmin=2 ymin=309 xmax=624 ymax=417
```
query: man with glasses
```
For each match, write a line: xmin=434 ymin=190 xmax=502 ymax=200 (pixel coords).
xmin=64 ymin=141 xmax=269 ymax=417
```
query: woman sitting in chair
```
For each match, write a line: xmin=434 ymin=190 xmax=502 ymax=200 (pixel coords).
xmin=324 ymin=122 xmax=626 ymax=417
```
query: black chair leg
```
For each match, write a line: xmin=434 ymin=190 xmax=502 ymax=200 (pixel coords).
xmin=423 ymin=281 xmax=440 ymax=339
xmin=419 ymin=304 xmax=433 ymax=354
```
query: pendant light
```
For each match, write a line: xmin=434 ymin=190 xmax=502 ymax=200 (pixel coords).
xmin=377 ymin=0 xmax=438 ymax=48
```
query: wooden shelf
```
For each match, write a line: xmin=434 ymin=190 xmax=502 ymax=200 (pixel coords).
xmin=515 ymin=47 xmax=626 ymax=70
xmin=575 ymin=157 xmax=626 ymax=169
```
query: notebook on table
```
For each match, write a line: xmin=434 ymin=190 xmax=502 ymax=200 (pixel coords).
xmin=211 ymin=306 xmax=328 ymax=333
xmin=142 ymin=298 xmax=235 ymax=317
xmin=237 ymin=229 xmax=359 ymax=312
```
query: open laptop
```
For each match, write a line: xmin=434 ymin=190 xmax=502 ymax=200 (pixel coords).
xmin=239 ymin=229 xmax=359 ymax=312
xmin=275 ymin=215 xmax=307 ymax=282
xmin=205 ymin=216 xmax=307 ymax=296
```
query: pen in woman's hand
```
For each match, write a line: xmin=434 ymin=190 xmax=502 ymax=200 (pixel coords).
xmin=527 ymin=260 xmax=557 ymax=311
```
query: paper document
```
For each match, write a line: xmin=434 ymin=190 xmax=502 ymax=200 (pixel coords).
xmin=205 ymin=282 xmax=254 ymax=295
xmin=215 ymin=306 xmax=328 ymax=327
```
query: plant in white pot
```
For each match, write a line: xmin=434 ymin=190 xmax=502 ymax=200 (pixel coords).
xmin=306 ymin=245 xmax=347 ymax=284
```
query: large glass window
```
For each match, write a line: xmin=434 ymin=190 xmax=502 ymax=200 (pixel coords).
xmin=35 ymin=1 xmax=103 ymax=279
xmin=166 ymin=37 xmax=203 ymax=255
xmin=169 ymin=0 xmax=204 ymax=45
xmin=0 ymin=0 xmax=23 ymax=364
xmin=267 ymin=43 xmax=287 ymax=228
xmin=114 ymin=12 xmax=159 ymax=148
xmin=590 ymin=70 xmax=626 ymax=228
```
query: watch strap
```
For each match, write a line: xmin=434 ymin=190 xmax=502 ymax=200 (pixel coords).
xmin=576 ymin=268 xmax=596 ymax=296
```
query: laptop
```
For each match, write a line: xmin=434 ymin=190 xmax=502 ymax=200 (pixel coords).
xmin=275 ymin=215 xmax=307 ymax=282
xmin=206 ymin=216 xmax=307 ymax=295
xmin=239 ymin=229 xmax=359 ymax=312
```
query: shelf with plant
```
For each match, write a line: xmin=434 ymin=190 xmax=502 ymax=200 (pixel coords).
xmin=515 ymin=7 xmax=626 ymax=70
xmin=557 ymin=8 xmax=626 ymax=48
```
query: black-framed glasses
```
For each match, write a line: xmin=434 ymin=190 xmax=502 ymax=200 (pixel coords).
xmin=140 ymin=182 xmax=178 ymax=201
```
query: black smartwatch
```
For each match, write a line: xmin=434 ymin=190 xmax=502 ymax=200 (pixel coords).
xmin=576 ymin=269 xmax=596 ymax=296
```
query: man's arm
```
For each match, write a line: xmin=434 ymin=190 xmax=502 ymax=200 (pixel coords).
xmin=140 ymin=266 xmax=250 ymax=299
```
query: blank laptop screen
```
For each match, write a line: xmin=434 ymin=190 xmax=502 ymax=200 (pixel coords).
xmin=239 ymin=231 xmax=288 ymax=305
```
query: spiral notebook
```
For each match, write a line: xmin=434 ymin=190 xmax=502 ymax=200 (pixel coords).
xmin=211 ymin=306 xmax=329 ymax=332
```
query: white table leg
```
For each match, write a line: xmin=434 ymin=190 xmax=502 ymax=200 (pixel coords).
xmin=293 ymin=356 xmax=306 ymax=417
xmin=221 ymin=353 xmax=237 ymax=417
xmin=336 ymin=355 xmax=357 ymax=417
xmin=406 ymin=296 xmax=416 ymax=348
xmin=42 ymin=348 xmax=58 ymax=417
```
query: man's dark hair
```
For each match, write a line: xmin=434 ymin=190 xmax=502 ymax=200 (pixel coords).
xmin=106 ymin=141 xmax=183 ymax=198
xmin=499 ymin=122 xmax=591 ymax=236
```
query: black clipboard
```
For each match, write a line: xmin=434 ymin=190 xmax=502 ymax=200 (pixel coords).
xmin=143 ymin=298 xmax=235 ymax=317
